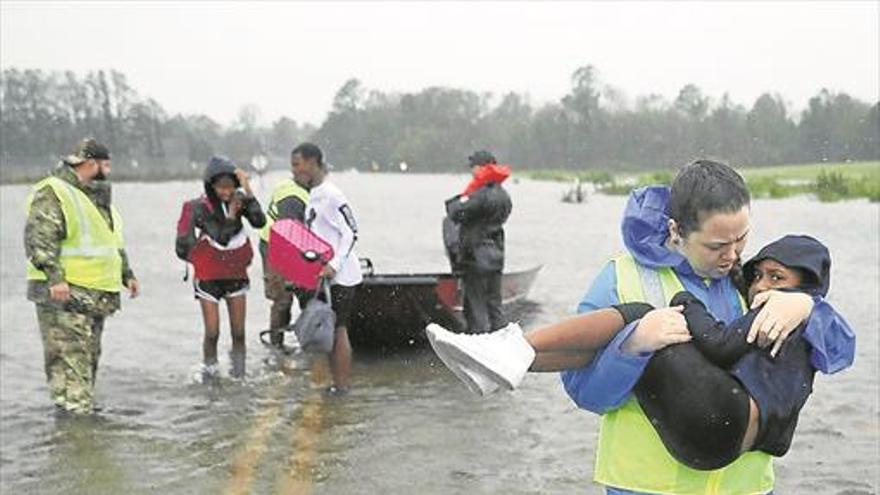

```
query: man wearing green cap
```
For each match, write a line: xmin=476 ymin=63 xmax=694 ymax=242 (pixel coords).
xmin=24 ymin=138 xmax=140 ymax=414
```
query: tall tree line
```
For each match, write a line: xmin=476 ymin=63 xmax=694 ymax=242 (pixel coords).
xmin=0 ymin=69 xmax=314 ymax=173
xmin=2 ymin=66 xmax=877 ymax=175
xmin=314 ymin=67 xmax=878 ymax=171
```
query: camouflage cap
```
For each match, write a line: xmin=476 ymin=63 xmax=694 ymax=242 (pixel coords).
xmin=63 ymin=138 xmax=110 ymax=165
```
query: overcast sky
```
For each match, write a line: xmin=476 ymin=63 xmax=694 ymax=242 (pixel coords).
xmin=2 ymin=1 xmax=877 ymax=127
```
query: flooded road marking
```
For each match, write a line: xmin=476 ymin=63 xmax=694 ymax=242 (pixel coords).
xmin=225 ymin=356 xmax=329 ymax=495
xmin=226 ymin=383 xmax=286 ymax=495
xmin=275 ymin=360 xmax=328 ymax=495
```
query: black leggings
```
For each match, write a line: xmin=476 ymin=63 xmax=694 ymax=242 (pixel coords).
xmin=634 ymin=335 xmax=751 ymax=470
xmin=617 ymin=293 xmax=762 ymax=471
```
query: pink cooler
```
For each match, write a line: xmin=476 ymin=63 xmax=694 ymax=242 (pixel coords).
xmin=268 ymin=219 xmax=334 ymax=291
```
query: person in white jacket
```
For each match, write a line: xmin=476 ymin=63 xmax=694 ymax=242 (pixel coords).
xmin=291 ymin=143 xmax=363 ymax=395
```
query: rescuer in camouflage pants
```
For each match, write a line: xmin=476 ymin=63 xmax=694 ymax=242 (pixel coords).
xmin=25 ymin=139 xmax=139 ymax=414
xmin=35 ymin=305 xmax=107 ymax=414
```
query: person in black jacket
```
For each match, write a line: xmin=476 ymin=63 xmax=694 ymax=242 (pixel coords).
xmin=175 ymin=156 xmax=266 ymax=380
xmin=445 ymin=150 xmax=512 ymax=333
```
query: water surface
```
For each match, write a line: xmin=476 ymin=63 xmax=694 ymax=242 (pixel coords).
xmin=1 ymin=172 xmax=877 ymax=494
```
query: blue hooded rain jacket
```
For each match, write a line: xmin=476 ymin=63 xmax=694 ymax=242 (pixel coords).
xmin=561 ymin=186 xmax=856 ymax=413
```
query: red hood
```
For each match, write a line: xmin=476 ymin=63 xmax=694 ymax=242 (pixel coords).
xmin=462 ymin=164 xmax=511 ymax=195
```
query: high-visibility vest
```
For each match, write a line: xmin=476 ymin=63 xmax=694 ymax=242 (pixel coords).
xmin=259 ymin=179 xmax=309 ymax=242
xmin=593 ymin=254 xmax=773 ymax=495
xmin=25 ymin=177 xmax=124 ymax=292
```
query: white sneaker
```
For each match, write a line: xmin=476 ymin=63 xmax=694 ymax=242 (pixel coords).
xmin=426 ymin=324 xmax=499 ymax=396
xmin=467 ymin=322 xmax=536 ymax=389
xmin=426 ymin=322 xmax=536 ymax=392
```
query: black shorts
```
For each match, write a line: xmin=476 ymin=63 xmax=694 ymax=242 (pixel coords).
xmin=194 ymin=279 xmax=249 ymax=303
xmin=330 ymin=284 xmax=360 ymax=329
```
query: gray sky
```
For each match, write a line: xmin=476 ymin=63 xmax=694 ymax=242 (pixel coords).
xmin=2 ymin=1 xmax=877 ymax=127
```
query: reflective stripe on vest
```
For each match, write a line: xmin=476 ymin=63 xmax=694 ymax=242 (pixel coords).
xmin=592 ymin=254 xmax=772 ymax=495
xmin=25 ymin=177 xmax=124 ymax=292
xmin=259 ymin=179 xmax=309 ymax=241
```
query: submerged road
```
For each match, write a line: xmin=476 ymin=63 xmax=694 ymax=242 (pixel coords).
xmin=1 ymin=172 xmax=877 ymax=494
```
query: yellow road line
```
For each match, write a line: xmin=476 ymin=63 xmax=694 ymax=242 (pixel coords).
xmin=225 ymin=356 xmax=329 ymax=495
xmin=226 ymin=384 xmax=285 ymax=495
xmin=226 ymin=356 xmax=299 ymax=495
xmin=275 ymin=359 xmax=328 ymax=495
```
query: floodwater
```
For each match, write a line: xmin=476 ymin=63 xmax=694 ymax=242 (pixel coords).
xmin=1 ymin=171 xmax=878 ymax=494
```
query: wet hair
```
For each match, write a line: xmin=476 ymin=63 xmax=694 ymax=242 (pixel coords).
xmin=669 ymin=159 xmax=750 ymax=237
xmin=291 ymin=142 xmax=324 ymax=168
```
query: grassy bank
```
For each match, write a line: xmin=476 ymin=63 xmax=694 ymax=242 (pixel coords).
xmin=522 ymin=161 xmax=880 ymax=202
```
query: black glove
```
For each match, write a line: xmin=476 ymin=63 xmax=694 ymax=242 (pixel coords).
xmin=611 ymin=302 xmax=655 ymax=325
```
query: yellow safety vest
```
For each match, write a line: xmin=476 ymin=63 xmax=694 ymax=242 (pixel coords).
xmin=259 ymin=178 xmax=309 ymax=242
xmin=593 ymin=254 xmax=773 ymax=495
xmin=25 ymin=177 xmax=124 ymax=292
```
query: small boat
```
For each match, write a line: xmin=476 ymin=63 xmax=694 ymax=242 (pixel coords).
xmin=348 ymin=259 xmax=542 ymax=350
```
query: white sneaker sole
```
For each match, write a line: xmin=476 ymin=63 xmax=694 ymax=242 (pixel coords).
xmin=428 ymin=323 xmax=526 ymax=390
xmin=426 ymin=324 xmax=499 ymax=396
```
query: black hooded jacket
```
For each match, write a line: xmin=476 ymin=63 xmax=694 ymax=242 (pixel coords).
xmin=616 ymin=235 xmax=835 ymax=470
xmin=444 ymin=183 xmax=512 ymax=273
xmin=670 ymin=235 xmax=830 ymax=459
xmin=175 ymin=157 xmax=266 ymax=261
xmin=743 ymin=234 xmax=831 ymax=299
xmin=728 ymin=235 xmax=830 ymax=456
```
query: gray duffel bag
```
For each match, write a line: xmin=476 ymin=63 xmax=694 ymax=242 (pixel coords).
xmin=291 ymin=280 xmax=336 ymax=353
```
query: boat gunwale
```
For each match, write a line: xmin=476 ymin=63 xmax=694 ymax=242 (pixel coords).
xmin=361 ymin=265 xmax=543 ymax=286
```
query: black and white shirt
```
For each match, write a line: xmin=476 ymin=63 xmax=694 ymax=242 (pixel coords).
xmin=305 ymin=180 xmax=363 ymax=287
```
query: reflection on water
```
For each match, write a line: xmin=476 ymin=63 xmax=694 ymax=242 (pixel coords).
xmin=42 ymin=415 xmax=130 ymax=493
xmin=1 ymin=172 xmax=878 ymax=494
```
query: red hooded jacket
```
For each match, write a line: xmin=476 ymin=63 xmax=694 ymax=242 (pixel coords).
xmin=462 ymin=164 xmax=511 ymax=196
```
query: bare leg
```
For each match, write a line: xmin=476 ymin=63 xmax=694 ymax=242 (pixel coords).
xmin=530 ymin=350 xmax=596 ymax=372
xmin=426 ymin=306 xmax=631 ymax=394
xmin=226 ymin=295 xmax=247 ymax=354
xmin=741 ymin=399 xmax=760 ymax=452
xmin=199 ymin=299 xmax=221 ymax=365
xmin=329 ymin=327 xmax=352 ymax=389
xmin=226 ymin=295 xmax=247 ymax=377
xmin=526 ymin=308 xmax=625 ymax=353
xmin=524 ymin=308 xmax=626 ymax=372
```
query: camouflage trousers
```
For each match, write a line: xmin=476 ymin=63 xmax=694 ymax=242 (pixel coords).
xmin=263 ymin=260 xmax=310 ymax=346
xmin=35 ymin=304 xmax=105 ymax=414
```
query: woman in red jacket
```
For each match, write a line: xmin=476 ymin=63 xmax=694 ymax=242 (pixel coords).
xmin=176 ymin=156 xmax=266 ymax=381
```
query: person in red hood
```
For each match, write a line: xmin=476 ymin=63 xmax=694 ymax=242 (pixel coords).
xmin=445 ymin=150 xmax=513 ymax=333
